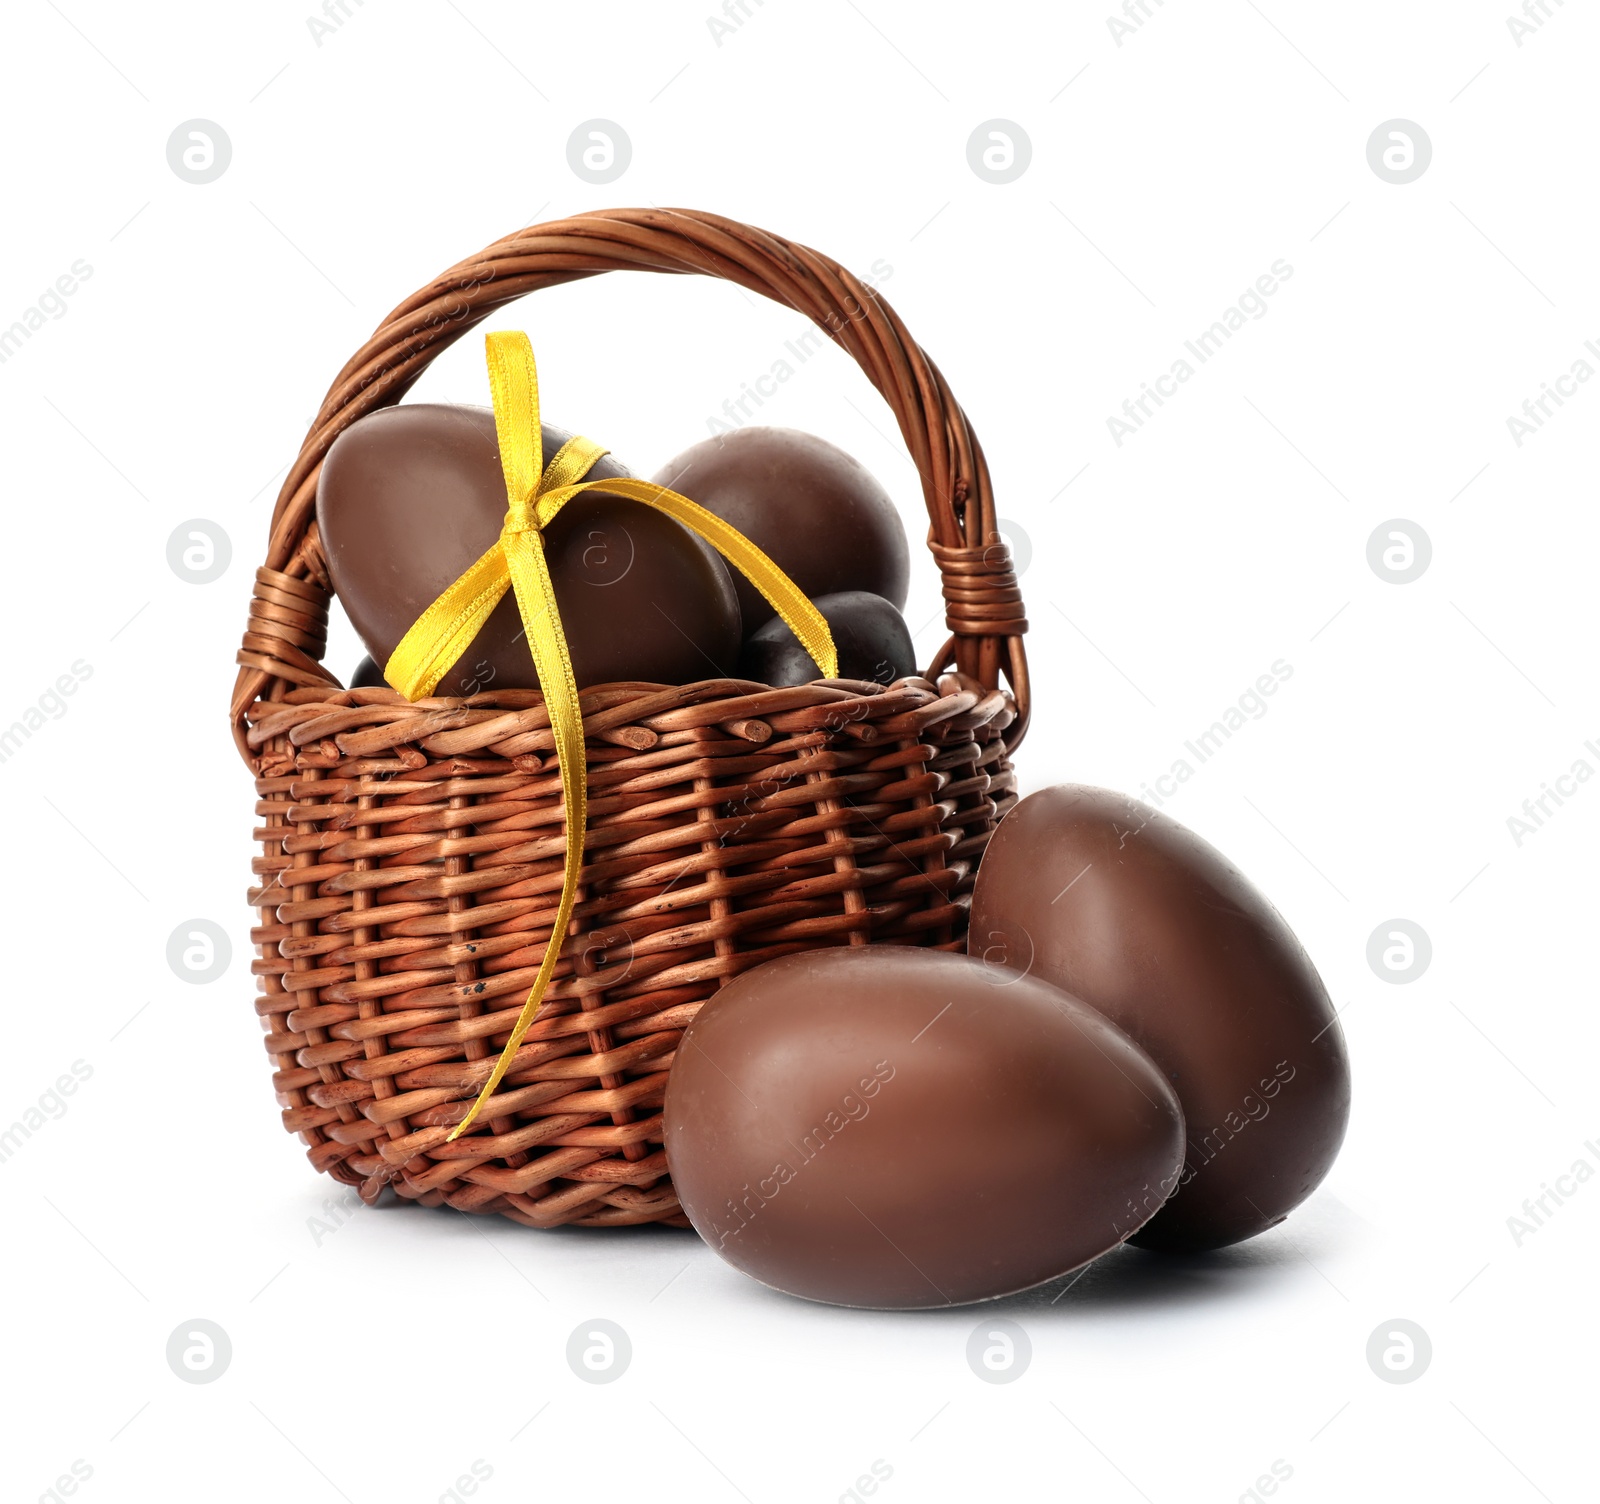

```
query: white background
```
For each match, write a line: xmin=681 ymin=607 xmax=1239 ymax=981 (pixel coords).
xmin=1 ymin=2 xmax=1595 ymax=1500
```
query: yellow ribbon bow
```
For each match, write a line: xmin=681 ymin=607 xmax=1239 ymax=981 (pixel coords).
xmin=386 ymin=330 xmax=838 ymax=1140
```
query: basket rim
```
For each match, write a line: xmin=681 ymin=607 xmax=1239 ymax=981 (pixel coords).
xmin=230 ymin=208 xmax=1031 ymax=767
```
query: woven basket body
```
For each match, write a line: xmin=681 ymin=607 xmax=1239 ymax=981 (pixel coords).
xmin=232 ymin=210 xmax=1030 ymax=1228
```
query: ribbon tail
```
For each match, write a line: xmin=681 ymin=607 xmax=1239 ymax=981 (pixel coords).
xmin=409 ymin=326 xmax=835 ymax=1143
xmin=385 ymin=545 xmax=511 ymax=700
xmin=447 ymin=527 xmax=588 ymax=1141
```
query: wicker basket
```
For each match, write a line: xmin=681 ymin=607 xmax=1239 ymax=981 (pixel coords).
xmin=231 ymin=208 xmax=1031 ymax=1228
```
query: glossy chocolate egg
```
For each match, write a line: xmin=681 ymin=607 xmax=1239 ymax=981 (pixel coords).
xmin=737 ymin=590 xmax=917 ymax=687
xmin=970 ymin=785 xmax=1351 ymax=1253
xmin=318 ymin=404 xmax=741 ymax=697
xmin=664 ymin=946 xmax=1185 ymax=1309
xmin=651 ymin=427 xmax=910 ymax=631
xmin=349 ymin=655 xmax=385 ymax=689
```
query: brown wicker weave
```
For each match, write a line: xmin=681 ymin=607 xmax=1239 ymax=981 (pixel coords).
xmin=231 ymin=208 xmax=1031 ymax=1228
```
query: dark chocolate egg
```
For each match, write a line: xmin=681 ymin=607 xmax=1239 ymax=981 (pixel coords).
xmin=664 ymin=946 xmax=1185 ymax=1309
xmin=318 ymin=404 xmax=741 ymax=697
xmin=651 ymin=427 xmax=910 ymax=631
xmin=970 ymin=785 xmax=1351 ymax=1254
xmin=349 ymin=655 xmax=385 ymax=688
xmin=737 ymin=590 xmax=916 ymax=687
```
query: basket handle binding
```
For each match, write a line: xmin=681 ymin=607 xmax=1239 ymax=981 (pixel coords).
xmin=230 ymin=207 xmax=1031 ymax=764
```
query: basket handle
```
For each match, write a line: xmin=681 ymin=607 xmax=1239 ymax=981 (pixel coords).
xmin=230 ymin=207 xmax=1030 ymax=762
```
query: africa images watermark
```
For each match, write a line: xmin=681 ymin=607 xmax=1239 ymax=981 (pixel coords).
xmin=307 ymin=1186 xmax=366 ymax=1247
xmin=837 ymin=1460 xmax=894 ymax=1504
xmin=1137 ymin=659 xmax=1295 ymax=809
xmin=0 ymin=660 xmax=94 ymax=765
xmin=704 ymin=259 xmax=894 ymax=436
xmin=1107 ymin=259 xmax=1295 ymax=447
xmin=706 ymin=0 xmax=773 ymax=46
xmin=1504 ymin=737 xmax=1600 ymax=846
xmin=705 ymin=1058 xmax=896 ymax=1249
xmin=1116 ymin=1062 xmax=1297 ymax=1235
xmin=1504 ymin=337 xmax=1600 ymax=447
xmin=1238 ymin=1461 xmax=1294 ymax=1504
xmin=0 ymin=259 xmax=94 ymax=366
xmin=1505 ymin=1135 xmax=1600 ymax=1246
xmin=34 ymin=1459 xmax=93 ymax=1504
xmin=0 ymin=1060 xmax=93 ymax=1166
xmin=435 ymin=1459 xmax=494 ymax=1504
xmin=1506 ymin=0 xmax=1573 ymax=47
xmin=306 ymin=0 xmax=366 ymax=47
xmin=1106 ymin=0 xmax=1172 ymax=48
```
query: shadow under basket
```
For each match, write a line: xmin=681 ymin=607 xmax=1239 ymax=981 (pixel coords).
xmin=231 ymin=209 xmax=1031 ymax=1228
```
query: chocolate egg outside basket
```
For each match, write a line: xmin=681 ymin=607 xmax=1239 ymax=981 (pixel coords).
xmin=971 ymin=785 xmax=1352 ymax=1254
xmin=663 ymin=947 xmax=1187 ymax=1309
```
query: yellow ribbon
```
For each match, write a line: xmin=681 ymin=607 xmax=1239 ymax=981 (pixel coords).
xmin=386 ymin=331 xmax=838 ymax=1141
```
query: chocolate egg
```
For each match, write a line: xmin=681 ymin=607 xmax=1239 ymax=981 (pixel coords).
xmin=318 ymin=404 xmax=741 ymax=697
xmin=971 ymin=785 xmax=1351 ymax=1253
xmin=651 ymin=427 xmax=910 ymax=631
xmin=737 ymin=590 xmax=917 ymax=687
xmin=349 ymin=655 xmax=385 ymax=689
xmin=664 ymin=946 xmax=1185 ymax=1309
